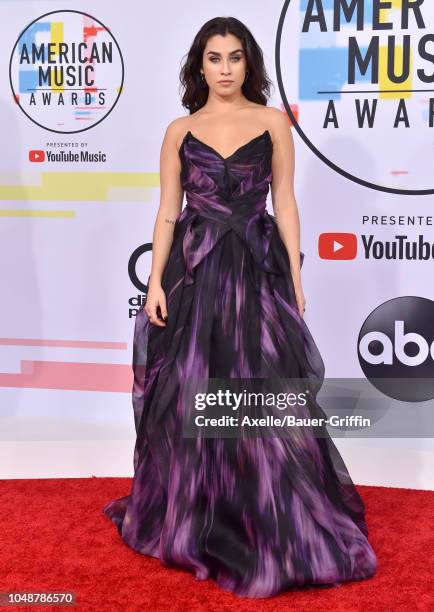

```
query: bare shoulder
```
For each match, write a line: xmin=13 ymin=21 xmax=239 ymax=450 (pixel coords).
xmin=163 ymin=116 xmax=191 ymax=152
xmin=261 ymin=106 xmax=292 ymax=145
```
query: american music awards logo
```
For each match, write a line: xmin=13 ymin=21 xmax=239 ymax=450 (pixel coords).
xmin=9 ymin=9 xmax=124 ymax=133
xmin=276 ymin=1 xmax=434 ymax=195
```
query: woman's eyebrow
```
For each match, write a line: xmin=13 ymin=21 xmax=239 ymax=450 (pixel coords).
xmin=206 ymin=49 xmax=244 ymax=55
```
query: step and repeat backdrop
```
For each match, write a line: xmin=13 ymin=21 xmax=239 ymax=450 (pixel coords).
xmin=1 ymin=1 xmax=433 ymax=488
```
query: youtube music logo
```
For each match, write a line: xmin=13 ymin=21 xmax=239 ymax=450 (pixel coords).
xmin=29 ymin=150 xmax=45 ymax=162
xmin=318 ymin=232 xmax=357 ymax=260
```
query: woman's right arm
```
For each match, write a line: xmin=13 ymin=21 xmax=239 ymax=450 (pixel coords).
xmin=145 ymin=120 xmax=185 ymax=327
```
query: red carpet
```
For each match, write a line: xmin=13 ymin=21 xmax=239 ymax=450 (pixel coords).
xmin=0 ymin=478 xmax=433 ymax=610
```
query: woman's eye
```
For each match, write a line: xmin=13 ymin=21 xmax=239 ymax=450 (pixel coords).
xmin=209 ymin=56 xmax=242 ymax=62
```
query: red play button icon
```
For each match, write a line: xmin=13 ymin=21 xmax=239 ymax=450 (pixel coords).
xmin=29 ymin=150 xmax=45 ymax=162
xmin=318 ymin=232 xmax=357 ymax=259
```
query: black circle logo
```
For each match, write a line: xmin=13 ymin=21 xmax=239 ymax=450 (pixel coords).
xmin=128 ymin=244 xmax=152 ymax=294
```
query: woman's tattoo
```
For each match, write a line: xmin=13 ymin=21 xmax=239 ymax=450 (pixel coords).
xmin=164 ymin=217 xmax=176 ymax=225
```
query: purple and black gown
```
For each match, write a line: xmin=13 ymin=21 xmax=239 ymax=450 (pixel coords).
xmin=102 ymin=129 xmax=377 ymax=598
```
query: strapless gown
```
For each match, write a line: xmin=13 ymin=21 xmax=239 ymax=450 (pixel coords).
xmin=102 ymin=129 xmax=377 ymax=598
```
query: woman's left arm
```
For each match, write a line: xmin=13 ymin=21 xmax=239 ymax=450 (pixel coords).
xmin=269 ymin=108 xmax=306 ymax=318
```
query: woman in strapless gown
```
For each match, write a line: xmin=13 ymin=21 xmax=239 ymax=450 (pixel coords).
xmin=103 ymin=16 xmax=377 ymax=599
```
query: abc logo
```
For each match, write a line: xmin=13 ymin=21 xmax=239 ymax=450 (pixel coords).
xmin=357 ymin=296 xmax=434 ymax=402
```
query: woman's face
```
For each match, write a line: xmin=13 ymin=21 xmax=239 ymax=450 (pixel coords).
xmin=201 ymin=33 xmax=247 ymax=94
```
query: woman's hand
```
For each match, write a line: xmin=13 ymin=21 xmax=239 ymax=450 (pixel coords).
xmin=294 ymin=283 xmax=306 ymax=319
xmin=144 ymin=277 xmax=168 ymax=326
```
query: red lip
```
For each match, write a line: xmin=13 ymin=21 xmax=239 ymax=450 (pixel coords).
xmin=219 ymin=80 xmax=233 ymax=83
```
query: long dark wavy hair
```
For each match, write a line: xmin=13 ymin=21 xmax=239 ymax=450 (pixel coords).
xmin=180 ymin=17 xmax=274 ymax=114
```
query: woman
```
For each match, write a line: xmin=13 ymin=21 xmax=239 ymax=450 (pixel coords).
xmin=103 ymin=16 xmax=377 ymax=599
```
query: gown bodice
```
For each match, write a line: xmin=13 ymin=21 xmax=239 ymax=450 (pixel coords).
xmin=177 ymin=129 xmax=278 ymax=290
xmin=179 ymin=129 xmax=273 ymax=206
